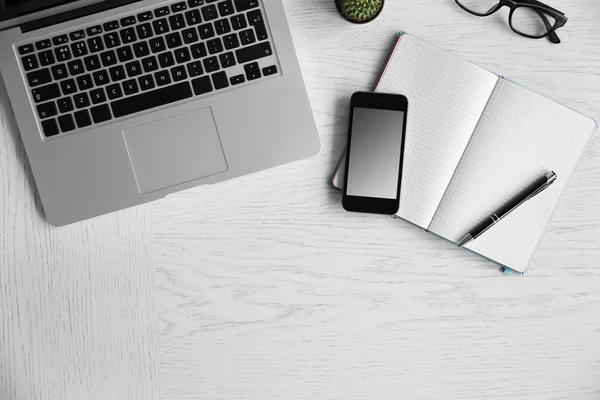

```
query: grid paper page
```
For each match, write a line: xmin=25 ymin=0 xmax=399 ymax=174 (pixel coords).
xmin=429 ymin=78 xmax=597 ymax=272
xmin=376 ymin=34 xmax=498 ymax=228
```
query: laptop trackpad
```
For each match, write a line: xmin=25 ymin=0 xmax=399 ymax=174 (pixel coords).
xmin=123 ymin=107 xmax=228 ymax=194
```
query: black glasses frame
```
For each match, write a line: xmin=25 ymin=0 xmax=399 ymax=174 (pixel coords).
xmin=455 ymin=0 xmax=568 ymax=44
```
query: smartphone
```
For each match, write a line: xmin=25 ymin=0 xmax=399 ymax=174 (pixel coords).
xmin=342 ymin=92 xmax=408 ymax=215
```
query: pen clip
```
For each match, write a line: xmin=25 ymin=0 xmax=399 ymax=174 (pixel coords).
xmin=525 ymin=171 xmax=557 ymax=202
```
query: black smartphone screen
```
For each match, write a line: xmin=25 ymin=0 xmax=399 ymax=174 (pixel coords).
xmin=343 ymin=92 xmax=408 ymax=215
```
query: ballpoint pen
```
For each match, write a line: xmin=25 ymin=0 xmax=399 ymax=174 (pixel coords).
xmin=458 ymin=171 xmax=558 ymax=248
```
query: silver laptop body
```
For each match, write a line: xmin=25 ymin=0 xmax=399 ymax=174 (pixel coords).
xmin=0 ymin=0 xmax=320 ymax=226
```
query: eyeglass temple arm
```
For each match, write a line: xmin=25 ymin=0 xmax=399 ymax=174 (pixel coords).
xmin=517 ymin=0 xmax=564 ymax=15
xmin=516 ymin=0 xmax=561 ymax=44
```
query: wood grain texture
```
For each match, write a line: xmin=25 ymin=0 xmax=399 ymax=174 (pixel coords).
xmin=153 ymin=1 xmax=600 ymax=399
xmin=0 ymin=79 xmax=160 ymax=398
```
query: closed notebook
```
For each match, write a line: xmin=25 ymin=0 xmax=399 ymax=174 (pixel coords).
xmin=332 ymin=33 xmax=597 ymax=273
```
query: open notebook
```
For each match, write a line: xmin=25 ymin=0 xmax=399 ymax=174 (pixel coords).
xmin=332 ymin=33 xmax=597 ymax=273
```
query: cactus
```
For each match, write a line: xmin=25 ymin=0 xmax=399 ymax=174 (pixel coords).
xmin=336 ymin=0 xmax=384 ymax=23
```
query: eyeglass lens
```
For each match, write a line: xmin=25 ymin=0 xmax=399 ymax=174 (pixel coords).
xmin=456 ymin=0 xmax=499 ymax=15
xmin=511 ymin=6 xmax=557 ymax=37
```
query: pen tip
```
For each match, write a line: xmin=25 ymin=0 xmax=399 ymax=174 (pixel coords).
xmin=458 ymin=234 xmax=473 ymax=248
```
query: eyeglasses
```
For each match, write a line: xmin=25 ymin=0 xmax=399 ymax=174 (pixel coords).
xmin=455 ymin=0 xmax=568 ymax=44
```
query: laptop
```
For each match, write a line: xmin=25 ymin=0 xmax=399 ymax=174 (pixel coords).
xmin=0 ymin=0 xmax=320 ymax=226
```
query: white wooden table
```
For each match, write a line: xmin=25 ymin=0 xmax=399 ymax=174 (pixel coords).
xmin=2 ymin=1 xmax=600 ymax=399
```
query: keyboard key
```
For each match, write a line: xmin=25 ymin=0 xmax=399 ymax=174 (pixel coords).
xmin=32 ymin=83 xmax=60 ymax=103
xmin=41 ymin=118 xmax=59 ymax=137
xmin=137 ymin=11 xmax=153 ymax=22
xmin=214 ymin=19 xmax=231 ymax=35
xmin=70 ymin=30 xmax=86 ymax=41
xmin=125 ymin=60 xmax=143 ymax=77
xmin=141 ymin=56 xmax=159 ymax=72
xmin=166 ymin=32 xmax=183 ymax=49
xmin=149 ymin=37 xmax=166 ymax=53
xmin=133 ymin=42 xmax=150 ymax=58
xmin=174 ymin=47 xmax=191 ymax=63
xmin=37 ymin=101 xmax=57 ymax=119
xmin=87 ymin=25 xmax=103 ymax=36
xmin=120 ymin=28 xmax=137 ymax=44
xmin=234 ymin=0 xmax=258 ymax=12
xmin=87 ymin=37 xmax=104 ymax=52
xmin=84 ymin=54 xmax=101 ymax=71
xmin=21 ymin=55 xmax=38 ymax=71
xmin=103 ymin=20 xmax=120 ymax=31
xmin=93 ymin=70 xmax=110 ymax=86
xmin=248 ymin=9 xmax=268 ymax=41
xmin=67 ymin=59 xmax=85 ymax=75
xmin=60 ymin=79 xmax=77 ymax=95
xmin=190 ymin=42 xmax=207 ymax=59
xmin=201 ymin=4 xmax=218 ymax=21
xmin=246 ymin=69 xmax=260 ymax=81
xmin=231 ymin=14 xmax=247 ymax=30
xmin=74 ymin=92 xmax=90 ymax=108
xmin=106 ymin=83 xmax=123 ymax=99
xmin=154 ymin=70 xmax=172 ymax=86
xmin=122 ymin=79 xmax=139 ymax=95
xmin=109 ymin=65 xmax=127 ymax=81
xmin=117 ymin=46 xmax=134 ymax=62
xmin=169 ymin=14 xmax=186 ymax=30
xmin=57 ymin=97 xmax=74 ymax=113
xmin=100 ymin=50 xmax=117 ymax=66
xmin=185 ymin=9 xmax=202 ymax=25
xmin=203 ymin=56 xmax=219 ymax=72
xmin=158 ymin=51 xmax=175 ymax=68
xmin=154 ymin=6 xmax=170 ymax=17
xmin=19 ymin=44 xmax=34 ymax=55
xmin=263 ymin=65 xmax=277 ymax=76
xmin=207 ymin=38 xmax=223 ymax=54
xmin=188 ymin=0 xmax=205 ymax=7
xmin=35 ymin=39 xmax=51 ymax=50
xmin=51 ymin=64 xmax=68 ymax=80
xmin=120 ymin=16 xmax=137 ymax=26
xmin=187 ymin=60 xmax=203 ymax=77
xmin=212 ymin=71 xmax=228 ymax=90
xmin=76 ymin=74 xmax=94 ymax=90
xmin=219 ymin=52 xmax=236 ymax=68
xmin=104 ymin=32 xmax=121 ymax=48
xmin=236 ymin=41 xmax=272 ymax=63
xmin=71 ymin=41 xmax=88 ymax=57
xmin=191 ymin=75 xmax=212 ymax=95
xmin=91 ymin=104 xmax=112 ymax=123
xmin=74 ymin=110 xmax=92 ymax=128
xmin=198 ymin=23 xmax=215 ymax=39
xmin=171 ymin=1 xmax=187 ymax=12
xmin=55 ymin=46 xmax=72 ymax=62
xmin=171 ymin=65 xmax=188 ymax=81
xmin=239 ymin=28 xmax=256 ymax=46
xmin=153 ymin=18 xmax=170 ymax=34
xmin=218 ymin=0 xmax=234 ymax=16
xmin=58 ymin=114 xmax=76 ymax=132
xmin=111 ymin=81 xmax=192 ymax=118
xmin=27 ymin=68 xmax=52 ymax=87
xmin=230 ymin=74 xmax=245 ymax=85
xmin=223 ymin=33 xmax=239 ymax=50
xmin=38 ymin=50 xmax=55 ymax=67
xmin=53 ymin=35 xmax=69 ymax=46
xmin=244 ymin=61 xmax=259 ymax=73
xmin=182 ymin=27 xmax=199 ymax=44
xmin=136 ymin=23 xmax=154 ymax=39
xmin=90 ymin=88 xmax=107 ymax=104
xmin=138 ymin=74 xmax=155 ymax=91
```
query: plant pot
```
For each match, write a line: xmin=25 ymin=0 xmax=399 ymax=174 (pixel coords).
xmin=335 ymin=0 xmax=385 ymax=24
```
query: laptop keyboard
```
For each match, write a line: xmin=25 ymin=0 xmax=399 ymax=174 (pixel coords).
xmin=17 ymin=0 xmax=279 ymax=138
